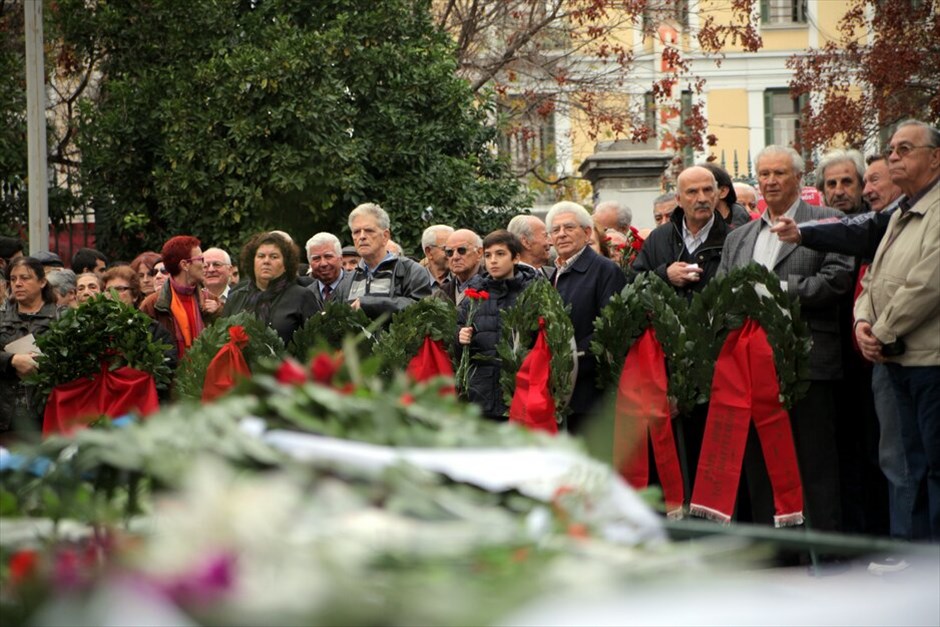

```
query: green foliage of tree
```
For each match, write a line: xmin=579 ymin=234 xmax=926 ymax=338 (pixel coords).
xmin=60 ymin=0 xmax=529 ymax=260
xmin=0 ymin=3 xmax=28 ymax=238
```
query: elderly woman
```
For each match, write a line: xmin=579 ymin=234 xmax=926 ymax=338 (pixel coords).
xmin=223 ymin=231 xmax=318 ymax=345
xmin=130 ymin=251 xmax=162 ymax=297
xmin=0 ymin=257 xmax=62 ymax=436
xmin=104 ymin=265 xmax=178 ymax=376
xmin=76 ymin=271 xmax=103 ymax=305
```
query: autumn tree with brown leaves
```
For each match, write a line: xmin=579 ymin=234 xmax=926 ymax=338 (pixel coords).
xmin=788 ymin=0 xmax=940 ymax=154
xmin=434 ymin=0 xmax=762 ymax=186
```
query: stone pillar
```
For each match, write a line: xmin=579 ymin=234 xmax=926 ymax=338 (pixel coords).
xmin=579 ymin=140 xmax=673 ymax=231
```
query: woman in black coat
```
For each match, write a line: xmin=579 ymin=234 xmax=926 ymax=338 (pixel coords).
xmin=223 ymin=232 xmax=319 ymax=346
xmin=457 ymin=230 xmax=543 ymax=420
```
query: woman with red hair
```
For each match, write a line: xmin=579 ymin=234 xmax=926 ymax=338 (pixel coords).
xmin=140 ymin=235 xmax=209 ymax=358
xmin=130 ymin=251 xmax=162 ymax=297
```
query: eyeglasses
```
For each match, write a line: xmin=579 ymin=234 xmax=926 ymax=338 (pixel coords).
xmin=883 ymin=143 xmax=936 ymax=159
xmin=444 ymin=246 xmax=471 ymax=258
xmin=185 ymin=256 xmax=205 ymax=264
xmin=205 ymin=261 xmax=229 ymax=269
xmin=155 ymin=267 xmax=169 ymax=275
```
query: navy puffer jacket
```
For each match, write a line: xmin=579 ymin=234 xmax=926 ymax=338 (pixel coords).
xmin=456 ymin=264 xmax=543 ymax=419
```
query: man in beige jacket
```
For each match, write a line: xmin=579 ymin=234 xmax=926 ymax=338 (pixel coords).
xmin=855 ymin=119 xmax=940 ymax=541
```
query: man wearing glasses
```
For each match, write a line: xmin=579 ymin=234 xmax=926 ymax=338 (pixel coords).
xmin=855 ymin=120 xmax=940 ymax=542
xmin=140 ymin=235 xmax=209 ymax=358
xmin=434 ymin=229 xmax=483 ymax=305
xmin=546 ymin=201 xmax=627 ymax=434
xmin=203 ymin=247 xmax=233 ymax=308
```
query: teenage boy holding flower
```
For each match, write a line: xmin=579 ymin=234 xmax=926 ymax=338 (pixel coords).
xmin=457 ymin=230 xmax=544 ymax=420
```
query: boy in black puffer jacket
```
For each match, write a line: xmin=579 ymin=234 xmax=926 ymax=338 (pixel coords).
xmin=457 ymin=230 xmax=544 ymax=420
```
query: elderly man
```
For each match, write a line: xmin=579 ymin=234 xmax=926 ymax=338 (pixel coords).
xmin=435 ymin=229 xmax=484 ymax=305
xmin=507 ymin=214 xmax=553 ymax=278
xmin=548 ymin=201 xmax=627 ymax=433
xmin=720 ymin=145 xmax=854 ymax=532
xmin=815 ymin=149 xmax=868 ymax=214
xmin=855 ymin=120 xmax=940 ymax=541
xmin=421 ymin=224 xmax=454 ymax=287
xmin=593 ymin=200 xmax=633 ymax=235
xmin=346 ymin=203 xmax=431 ymax=320
xmin=305 ymin=232 xmax=353 ymax=306
xmin=734 ymin=182 xmax=760 ymax=214
xmin=634 ymin=166 xmax=729 ymax=300
xmin=653 ymin=192 xmax=677 ymax=227
xmin=864 ymin=155 xmax=904 ymax=213
xmin=203 ymin=247 xmax=233 ymax=308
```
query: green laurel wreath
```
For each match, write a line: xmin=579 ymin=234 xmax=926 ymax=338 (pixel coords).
xmin=496 ymin=279 xmax=576 ymax=424
xmin=288 ymin=301 xmax=374 ymax=361
xmin=373 ymin=298 xmax=457 ymax=377
xmin=174 ymin=312 xmax=286 ymax=401
xmin=591 ymin=272 xmax=697 ymax=413
xmin=31 ymin=294 xmax=173 ymax=396
xmin=688 ymin=263 xmax=811 ymax=409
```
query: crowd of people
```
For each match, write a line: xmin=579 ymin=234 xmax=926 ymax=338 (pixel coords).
xmin=0 ymin=120 xmax=937 ymax=546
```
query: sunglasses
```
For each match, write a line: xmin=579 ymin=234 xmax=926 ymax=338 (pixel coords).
xmin=445 ymin=246 xmax=471 ymax=258
xmin=155 ymin=267 xmax=169 ymax=275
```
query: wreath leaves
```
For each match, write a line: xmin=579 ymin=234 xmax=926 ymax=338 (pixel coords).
xmin=373 ymin=298 xmax=457 ymax=377
xmin=591 ymin=273 xmax=697 ymax=413
xmin=174 ymin=312 xmax=285 ymax=401
xmin=496 ymin=280 xmax=575 ymax=424
xmin=288 ymin=301 xmax=374 ymax=361
xmin=31 ymin=295 xmax=173 ymax=397
xmin=688 ymin=263 xmax=812 ymax=409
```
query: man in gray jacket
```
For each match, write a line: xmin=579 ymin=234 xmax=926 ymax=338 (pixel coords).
xmin=346 ymin=203 xmax=432 ymax=320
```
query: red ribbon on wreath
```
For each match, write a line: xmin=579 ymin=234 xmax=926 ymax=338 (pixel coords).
xmin=690 ymin=319 xmax=804 ymax=526
xmin=614 ymin=327 xmax=684 ymax=515
xmin=42 ymin=364 xmax=159 ymax=436
xmin=202 ymin=325 xmax=251 ymax=402
xmin=407 ymin=336 xmax=455 ymax=394
xmin=509 ymin=317 xmax=556 ymax=434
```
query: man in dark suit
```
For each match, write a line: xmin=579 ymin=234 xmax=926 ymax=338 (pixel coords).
xmin=547 ymin=201 xmax=627 ymax=434
xmin=304 ymin=232 xmax=353 ymax=306
xmin=719 ymin=145 xmax=854 ymax=532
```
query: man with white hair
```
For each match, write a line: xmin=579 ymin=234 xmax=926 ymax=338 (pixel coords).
xmin=203 ymin=247 xmax=234 ymax=305
xmin=815 ymin=149 xmax=868 ymax=214
xmin=305 ymin=232 xmax=353 ymax=306
xmin=507 ymin=214 xmax=553 ymax=278
xmin=547 ymin=200 xmax=627 ymax=433
xmin=421 ymin=224 xmax=454 ymax=286
xmin=346 ymin=203 xmax=432 ymax=319
xmin=593 ymin=200 xmax=633 ymax=235
xmin=733 ymin=182 xmax=759 ymax=214
xmin=720 ymin=145 xmax=853 ymax=532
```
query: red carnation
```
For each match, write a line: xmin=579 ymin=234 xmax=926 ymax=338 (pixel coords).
xmin=310 ymin=352 xmax=340 ymax=385
xmin=275 ymin=358 xmax=307 ymax=385
xmin=9 ymin=549 xmax=39 ymax=586
xmin=474 ymin=290 xmax=490 ymax=300
xmin=465 ymin=288 xmax=478 ymax=299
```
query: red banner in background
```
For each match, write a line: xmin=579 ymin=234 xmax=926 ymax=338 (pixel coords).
xmin=509 ymin=318 xmax=557 ymax=434
xmin=690 ymin=319 xmax=804 ymax=526
xmin=615 ymin=327 xmax=684 ymax=516
xmin=42 ymin=365 xmax=158 ymax=436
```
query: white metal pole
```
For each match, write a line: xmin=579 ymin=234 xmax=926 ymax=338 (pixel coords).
xmin=25 ymin=0 xmax=49 ymax=255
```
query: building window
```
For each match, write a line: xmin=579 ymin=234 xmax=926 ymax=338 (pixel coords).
xmin=496 ymin=97 xmax=556 ymax=177
xmin=760 ymin=0 xmax=807 ymax=25
xmin=643 ymin=0 xmax=690 ymax=30
xmin=763 ymin=88 xmax=808 ymax=151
